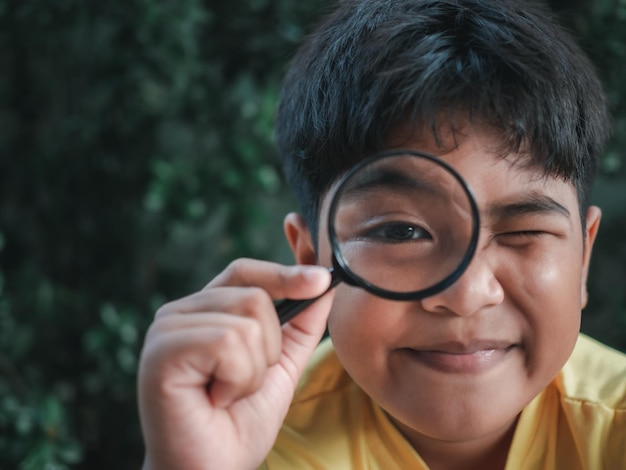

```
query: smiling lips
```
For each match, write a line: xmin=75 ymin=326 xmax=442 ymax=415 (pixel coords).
xmin=404 ymin=341 xmax=518 ymax=374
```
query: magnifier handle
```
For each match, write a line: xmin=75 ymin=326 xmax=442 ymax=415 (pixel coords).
xmin=276 ymin=268 xmax=341 ymax=325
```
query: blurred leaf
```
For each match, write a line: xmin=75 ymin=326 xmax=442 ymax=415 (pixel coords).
xmin=0 ymin=0 xmax=624 ymax=469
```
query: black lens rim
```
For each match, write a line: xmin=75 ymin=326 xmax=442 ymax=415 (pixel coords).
xmin=327 ymin=148 xmax=480 ymax=301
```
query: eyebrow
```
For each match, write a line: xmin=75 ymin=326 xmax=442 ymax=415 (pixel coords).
xmin=339 ymin=168 xmax=444 ymax=201
xmin=487 ymin=193 xmax=571 ymax=220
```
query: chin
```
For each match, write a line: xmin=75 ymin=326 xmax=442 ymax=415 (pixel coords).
xmin=391 ymin=403 xmax=520 ymax=445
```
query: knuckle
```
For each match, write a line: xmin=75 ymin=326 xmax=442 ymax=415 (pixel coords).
xmin=239 ymin=286 xmax=273 ymax=316
xmin=215 ymin=327 xmax=239 ymax=354
xmin=240 ymin=316 xmax=264 ymax=346
xmin=277 ymin=265 xmax=293 ymax=289
xmin=223 ymin=258 xmax=252 ymax=280
xmin=213 ymin=322 xmax=265 ymax=388
xmin=218 ymin=317 xmax=262 ymax=350
xmin=154 ymin=302 xmax=175 ymax=319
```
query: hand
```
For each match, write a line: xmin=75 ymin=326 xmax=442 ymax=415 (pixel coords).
xmin=138 ymin=259 xmax=334 ymax=470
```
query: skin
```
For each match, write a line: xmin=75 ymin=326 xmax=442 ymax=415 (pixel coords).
xmin=138 ymin=129 xmax=601 ymax=470
xmin=138 ymin=261 xmax=335 ymax=470
xmin=300 ymin=129 xmax=602 ymax=469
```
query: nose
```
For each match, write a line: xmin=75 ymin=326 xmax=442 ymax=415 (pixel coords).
xmin=420 ymin=250 xmax=504 ymax=316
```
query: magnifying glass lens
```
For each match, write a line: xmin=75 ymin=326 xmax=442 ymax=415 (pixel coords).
xmin=276 ymin=150 xmax=479 ymax=324
xmin=330 ymin=152 xmax=476 ymax=296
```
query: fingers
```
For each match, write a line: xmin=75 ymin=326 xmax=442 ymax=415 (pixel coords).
xmin=142 ymin=258 xmax=334 ymax=409
xmin=206 ymin=258 xmax=331 ymax=300
xmin=141 ymin=313 xmax=269 ymax=408
xmin=138 ymin=258 xmax=335 ymax=470
xmin=156 ymin=286 xmax=282 ymax=365
xmin=155 ymin=259 xmax=332 ymax=363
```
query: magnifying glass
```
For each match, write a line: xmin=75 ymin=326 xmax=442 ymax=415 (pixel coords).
xmin=277 ymin=149 xmax=480 ymax=324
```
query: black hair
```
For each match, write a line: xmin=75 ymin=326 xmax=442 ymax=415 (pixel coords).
xmin=275 ymin=0 xmax=610 ymax=243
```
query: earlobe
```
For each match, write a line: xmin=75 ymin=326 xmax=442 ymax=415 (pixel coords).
xmin=284 ymin=212 xmax=318 ymax=266
xmin=580 ymin=206 xmax=602 ymax=308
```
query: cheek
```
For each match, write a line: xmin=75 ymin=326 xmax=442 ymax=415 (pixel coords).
xmin=327 ymin=287 xmax=396 ymax=377
xmin=531 ymin=248 xmax=583 ymax=319
xmin=504 ymin=236 xmax=584 ymax=314
xmin=505 ymin=247 xmax=582 ymax=374
xmin=328 ymin=286 xmax=376 ymax=345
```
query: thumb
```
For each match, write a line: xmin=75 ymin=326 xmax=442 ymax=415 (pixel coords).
xmin=278 ymin=275 xmax=336 ymax=386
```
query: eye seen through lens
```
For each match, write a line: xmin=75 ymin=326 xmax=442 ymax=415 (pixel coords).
xmin=275 ymin=149 xmax=479 ymax=324
xmin=328 ymin=150 xmax=479 ymax=299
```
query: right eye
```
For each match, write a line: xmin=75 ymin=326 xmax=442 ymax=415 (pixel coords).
xmin=361 ymin=222 xmax=433 ymax=243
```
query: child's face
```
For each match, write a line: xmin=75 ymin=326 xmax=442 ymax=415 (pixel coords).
xmin=311 ymin=129 xmax=601 ymax=446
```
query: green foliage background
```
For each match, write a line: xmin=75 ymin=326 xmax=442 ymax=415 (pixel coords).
xmin=0 ymin=0 xmax=624 ymax=468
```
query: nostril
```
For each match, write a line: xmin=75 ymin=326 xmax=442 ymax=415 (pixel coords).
xmin=419 ymin=264 xmax=503 ymax=316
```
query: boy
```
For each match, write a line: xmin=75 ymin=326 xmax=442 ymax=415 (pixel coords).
xmin=138 ymin=0 xmax=626 ymax=468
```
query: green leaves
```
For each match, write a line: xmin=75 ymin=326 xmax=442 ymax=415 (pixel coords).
xmin=0 ymin=394 xmax=82 ymax=470
xmin=0 ymin=0 xmax=624 ymax=468
xmin=0 ymin=0 xmax=323 ymax=468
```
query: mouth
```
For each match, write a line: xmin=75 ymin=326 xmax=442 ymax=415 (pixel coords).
xmin=401 ymin=341 xmax=518 ymax=374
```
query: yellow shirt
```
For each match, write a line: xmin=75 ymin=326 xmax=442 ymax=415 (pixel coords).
xmin=263 ymin=334 xmax=626 ymax=469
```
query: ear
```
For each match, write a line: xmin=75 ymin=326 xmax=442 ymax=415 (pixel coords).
xmin=284 ymin=212 xmax=318 ymax=266
xmin=580 ymin=205 xmax=601 ymax=308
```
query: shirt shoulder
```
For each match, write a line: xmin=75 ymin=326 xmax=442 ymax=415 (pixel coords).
xmin=559 ymin=333 xmax=626 ymax=408
xmin=292 ymin=336 xmax=353 ymax=403
xmin=553 ymin=334 xmax=626 ymax=468
xmin=506 ymin=334 xmax=626 ymax=470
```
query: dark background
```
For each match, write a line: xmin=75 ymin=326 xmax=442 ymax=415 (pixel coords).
xmin=0 ymin=0 xmax=624 ymax=468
